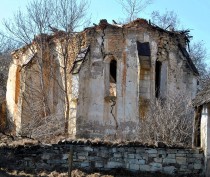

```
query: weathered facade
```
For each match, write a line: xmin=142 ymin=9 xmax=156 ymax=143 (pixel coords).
xmin=74 ymin=19 xmax=198 ymax=138
xmin=6 ymin=19 xmax=198 ymax=138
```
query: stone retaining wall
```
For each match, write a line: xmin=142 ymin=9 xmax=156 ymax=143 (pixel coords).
xmin=0 ymin=142 xmax=204 ymax=176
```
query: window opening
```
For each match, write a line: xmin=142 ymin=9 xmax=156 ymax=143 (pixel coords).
xmin=155 ymin=61 xmax=161 ymax=98
xmin=110 ymin=60 xmax=117 ymax=96
xmin=194 ymin=105 xmax=202 ymax=147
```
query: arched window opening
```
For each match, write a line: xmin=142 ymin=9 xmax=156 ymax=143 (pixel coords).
xmin=110 ymin=60 xmax=117 ymax=96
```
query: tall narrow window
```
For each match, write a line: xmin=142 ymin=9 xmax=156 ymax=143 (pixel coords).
xmin=155 ymin=61 xmax=161 ymax=98
xmin=193 ymin=105 xmax=203 ymax=147
xmin=110 ymin=60 xmax=117 ymax=96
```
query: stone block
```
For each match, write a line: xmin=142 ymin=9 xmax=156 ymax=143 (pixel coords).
xmin=117 ymin=147 xmax=125 ymax=152
xmin=137 ymin=159 xmax=146 ymax=165
xmin=187 ymin=157 xmax=196 ymax=163
xmin=130 ymin=164 xmax=140 ymax=171
xmin=128 ymin=154 xmax=135 ymax=159
xmin=167 ymin=154 xmax=175 ymax=158
xmin=188 ymin=164 xmax=194 ymax=169
xmin=135 ymin=154 xmax=143 ymax=159
xmin=163 ymin=166 xmax=176 ymax=174
xmin=193 ymin=154 xmax=203 ymax=158
xmin=158 ymin=149 xmax=167 ymax=155
xmin=81 ymin=162 xmax=90 ymax=167
xmin=179 ymin=164 xmax=187 ymax=170
xmin=42 ymin=154 xmax=50 ymax=160
xmin=163 ymin=158 xmax=176 ymax=164
xmin=95 ymin=161 xmax=104 ymax=168
xmin=77 ymin=152 xmax=88 ymax=156
xmin=146 ymin=149 xmax=157 ymax=154
xmin=176 ymin=157 xmax=186 ymax=164
xmin=143 ymin=154 xmax=148 ymax=161
xmin=167 ymin=149 xmax=177 ymax=154
xmin=126 ymin=163 xmax=130 ymax=169
xmin=98 ymin=151 xmax=108 ymax=158
xmin=150 ymin=166 xmax=162 ymax=172
xmin=99 ymin=147 xmax=108 ymax=151
xmin=150 ymin=162 xmax=162 ymax=169
xmin=114 ymin=153 xmax=122 ymax=158
xmin=176 ymin=153 xmax=186 ymax=157
xmin=88 ymin=156 xmax=103 ymax=161
xmin=48 ymin=159 xmax=66 ymax=164
xmin=194 ymin=163 xmax=202 ymax=170
xmin=111 ymin=148 xmax=117 ymax=153
xmin=62 ymin=154 xmax=69 ymax=160
xmin=127 ymin=159 xmax=137 ymax=164
xmin=83 ymin=146 xmax=93 ymax=151
xmin=136 ymin=148 xmax=145 ymax=153
xmin=177 ymin=150 xmax=187 ymax=154
xmin=127 ymin=147 xmax=135 ymax=152
xmin=150 ymin=163 xmax=163 ymax=172
xmin=179 ymin=168 xmax=191 ymax=173
xmin=140 ymin=164 xmax=150 ymax=171
xmin=106 ymin=161 xmax=124 ymax=168
xmin=154 ymin=157 xmax=162 ymax=163
xmin=186 ymin=153 xmax=193 ymax=158
xmin=78 ymin=156 xmax=86 ymax=160
xmin=148 ymin=153 xmax=157 ymax=157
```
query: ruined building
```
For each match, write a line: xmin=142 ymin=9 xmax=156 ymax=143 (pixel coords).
xmin=5 ymin=19 xmax=198 ymax=138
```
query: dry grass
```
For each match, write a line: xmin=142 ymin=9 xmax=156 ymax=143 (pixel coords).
xmin=0 ymin=168 xmax=194 ymax=177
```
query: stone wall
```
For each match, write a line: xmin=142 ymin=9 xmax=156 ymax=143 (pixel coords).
xmin=0 ymin=142 xmax=204 ymax=176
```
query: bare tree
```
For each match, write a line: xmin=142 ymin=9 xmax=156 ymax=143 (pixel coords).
xmin=116 ymin=0 xmax=153 ymax=22
xmin=189 ymin=41 xmax=210 ymax=87
xmin=3 ymin=0 xmax=90 ymax=137
xmin=151 ymin=10 xmax=180 ymax=30
xmin=0 ymin=34 xmax=20 ymax=54
xmin=51 ymin=0 xmax=89 ymax=133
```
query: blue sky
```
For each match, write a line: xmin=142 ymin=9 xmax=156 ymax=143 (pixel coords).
xmin=0 ymin=0 xmax=210 ymax=64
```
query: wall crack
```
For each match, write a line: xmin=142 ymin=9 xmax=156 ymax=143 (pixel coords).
xmin=110 ymin=97 xmax=118 ymax=131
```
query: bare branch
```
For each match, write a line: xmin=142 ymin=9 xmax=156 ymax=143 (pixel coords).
xmin=117 ymin=0 xmax=153 ymax=22
xmin=150 ymin=10 xmax=180 ymax=30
